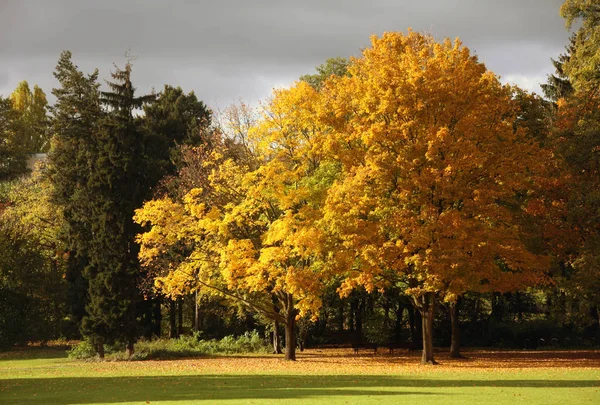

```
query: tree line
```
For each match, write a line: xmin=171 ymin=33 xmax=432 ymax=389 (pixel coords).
xmin=1 ymin=0 xmax=599 ymax=364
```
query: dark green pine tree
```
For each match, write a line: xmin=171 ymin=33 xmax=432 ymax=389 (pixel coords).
xmin=142 ymin=85 xmax=211 ymax=191
xmin=139 ymin=85 xmax=212 ymax=337
xmin=542 ymin=35 xmax=576 ymax=102
xmin=48 ymin=51 xmax=103 ymax=340
xmin=81 ymin=62 xmax=155 ymax=357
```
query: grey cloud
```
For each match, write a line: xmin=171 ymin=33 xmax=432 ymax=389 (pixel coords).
xmin=0 ymin=0 xmax=572 ymax=107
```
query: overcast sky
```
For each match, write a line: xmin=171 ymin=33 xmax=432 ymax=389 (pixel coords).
xmin=0 ymin=0 xmax=571 ymax=111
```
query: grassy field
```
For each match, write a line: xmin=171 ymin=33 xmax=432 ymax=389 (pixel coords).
xmin=1 ymin=347 xmax=599 ymax=404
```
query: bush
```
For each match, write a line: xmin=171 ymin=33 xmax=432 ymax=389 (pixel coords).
xmin=67 ymin=340 xmax=97 ymax=359
xmin=68 ymin=330 xmax=270 ymax=360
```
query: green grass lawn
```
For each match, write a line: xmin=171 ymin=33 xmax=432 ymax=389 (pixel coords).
xmin=1 ymin=348 xmax=599 ymax=404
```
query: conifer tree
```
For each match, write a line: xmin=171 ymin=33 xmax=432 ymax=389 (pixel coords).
xmin=142 ymin=85 xmax=211 ymax=191
xmin=542 ymin=35 xmax=575 ymax=102
xmin=49 ymin=51 xmax=103 ymax=349
xmin=80 ymin=62 xmax=154 ymax=357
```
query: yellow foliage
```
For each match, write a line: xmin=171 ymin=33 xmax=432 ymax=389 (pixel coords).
xmin=135 ymin=30 xmax=555 ymax=326
xmin=319 ymin=31 xmax=552 ymax=298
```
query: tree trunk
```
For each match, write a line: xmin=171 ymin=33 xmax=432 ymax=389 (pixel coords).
xmin=169 ymin=299 xmax=177 ymax=338
xmin=338 ymin=304 xmax=345 ymax=331
xmin=394 ymin=306 xmax=404 ymax=343
xmin=349 ymin=299 xmax=356 ymax=332
xmin=177 ymin=296 xmax=183 ymax=336
xmin=273 ymin=320 xmax=282 ymax=354
xmin=355 ymin=298 xmax=363 ymax=338
xmin=153 ymin=297 xmax=162 ymax=337
xmin=97 ymin=343 xmax=105 ymax=359
xmin=414 ymin=293 xmax=437 ymax=365
xmin=449 ymin=299 xmax=464 ymax=359
xmin=407 ymin=306 xmax=423 ymax=349
xmin=282 ymin=293 xmax=297 ymax=361
xmin=126 ymin=340 xmax=135 ymax=358
xmin=284 ymin=314 xmax=296 ymax=361
xmin=591 ymin=307 xmax=600 ymax=331
xmin=194 ymin=291 xmax=199 ymax=333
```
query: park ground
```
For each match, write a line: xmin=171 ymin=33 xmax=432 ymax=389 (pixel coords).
xmin=1 ymin=347 xmax=599 ymax=404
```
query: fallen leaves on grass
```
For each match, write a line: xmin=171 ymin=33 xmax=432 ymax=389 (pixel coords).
xmin=58 ymin=349 xmax=600 ymax=377
xmin=2 ymin=349 xmax=600 ymax=380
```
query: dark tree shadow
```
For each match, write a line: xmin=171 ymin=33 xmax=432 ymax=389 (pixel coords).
xmin=0 ymin=374 xmax=598 ymax=405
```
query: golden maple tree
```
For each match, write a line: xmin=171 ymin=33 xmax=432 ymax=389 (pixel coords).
xmin=136 ymin=31 xmax=557 ymax=365
xmin=318 ymin=31 xmax=553 ymax=364
xmin=135 ymin=84 xmax=336 ymax=360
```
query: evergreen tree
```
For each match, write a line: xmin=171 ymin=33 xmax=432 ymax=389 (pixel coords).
xmin=80 ymin=62 xmax=154 ymax=357
xmin=541 ymin=35 xmax=575 ymax=102
xmin=49 ymin=51 xmax=103 ymax=345
xmin=142 ymin=85 xmax=211 ymax=193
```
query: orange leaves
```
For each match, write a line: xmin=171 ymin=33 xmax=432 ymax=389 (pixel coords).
xmin=135 ymin=77 xmax=338 ymax=321
xmin=319 ymin=31 xmax=553 ymax=296
xmin=135 ymin=30 xmax=559 ymax=328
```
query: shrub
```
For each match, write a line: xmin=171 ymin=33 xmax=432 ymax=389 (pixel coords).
xmin=68 ymin=330 xmax=270 ymax=360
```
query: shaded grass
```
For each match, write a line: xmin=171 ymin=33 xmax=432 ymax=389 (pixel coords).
xmin=1 ymin=348 xmax=600 ymax=405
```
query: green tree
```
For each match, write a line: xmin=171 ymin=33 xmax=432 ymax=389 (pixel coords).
xmin=300 ymin=57 xmax=350 ymax=90
xmin=142 ymin=85 xmax=211 ymax=193
xmin=49 ymin=50 xmax=103 ymax=351
xmin=544 ymin=1 xmax=600 ymax=334
xmin=541 ymin=35 xmax=575 ymax=102
xmin=560 ymin=0 xmax=600 ymax=91
xmin=78 ymin=61 xmax=154 ymax=357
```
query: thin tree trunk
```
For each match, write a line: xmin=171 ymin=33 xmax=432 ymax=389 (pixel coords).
xmin=449 ymin=299 xmax=465 ymax=359
xmin=273 ymin=320 xmax=282 ymax=354
xmin=355 ymin=298 xmax=363 ymax=338
xmin=126 ymin=339 xmax=135 ymax=358
xmin=177 ymin=296 xmax=183 ymax=336
xmin=408 ymin=305 xmax=416 ymax=343
xmin=408 ymin=306 xmax=423 ymax=349
xmin=153 ymin=297 xmax=162 ymax=337
xmin=169 ymin=299 xmax=177 ymax=338
xmin=414 ymin=293 xmax=437 ymax=365
xmin=97 ymin=343 xmax=105 ymax=359
xmin=194 ymin=291 xmax=199 ymax=333
xmin=349 ymin=299 xmax=355 ymax=332
xmin=283 ymin=294 xmax=297 ymax=361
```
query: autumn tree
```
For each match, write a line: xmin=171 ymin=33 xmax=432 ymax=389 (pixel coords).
xmin=10 ymin=81 xmax=50 ymax=153
xmin=319 ymin=31 xmax=552 ymax=364
xmin=136 ymin=83 xmax=335 ymax=360
xmin=0 ymin=162 xmax=69 ymax=345
xmin=0 ymin=96 xmax=28 ymax=180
